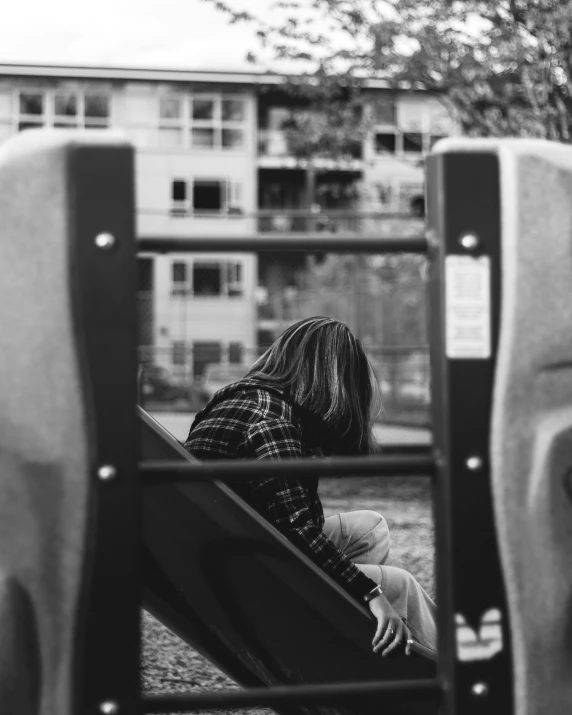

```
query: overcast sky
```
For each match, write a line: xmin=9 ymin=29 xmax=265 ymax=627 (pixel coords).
xmin=0 ymin=0 xmax=270 ymax=71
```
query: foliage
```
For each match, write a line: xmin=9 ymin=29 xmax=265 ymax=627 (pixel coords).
xmin=280 ymin=105 xmax=364 ymax=160
xmin=203 ymin=0 xmax=572 ymax=141
xmin=293 ymin=251 xmax=427 ymax=348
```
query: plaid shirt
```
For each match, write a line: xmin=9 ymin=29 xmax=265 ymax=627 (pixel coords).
xmin=184 ymin=380 xmax=376 ymax=602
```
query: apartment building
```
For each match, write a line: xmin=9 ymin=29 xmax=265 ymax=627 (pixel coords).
xmin=0 ymin=63 xmax=455 ymax=382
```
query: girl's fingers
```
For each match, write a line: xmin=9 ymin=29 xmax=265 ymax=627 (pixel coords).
xmin=404 ymin=626 xmax=413 ymax=655
xmin=373 ymin=621 xmax=398 ymax=653
xmin=372 ymin=620 xmax=387 ymax=648
xmin=382 ymin=621 xmax=405 ymax=656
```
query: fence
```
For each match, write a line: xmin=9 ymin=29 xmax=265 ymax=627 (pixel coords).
xmin=137 ymin=247 xmax=430 ymax=425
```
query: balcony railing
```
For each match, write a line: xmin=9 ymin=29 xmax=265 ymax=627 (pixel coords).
xmin=255 ymin=210 xmax=424 ymax=234
xmin=257 ymin=129 xmax=363 ymax=162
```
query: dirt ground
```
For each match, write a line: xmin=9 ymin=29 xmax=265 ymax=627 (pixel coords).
xmin=141 ymin=474 xmax=435 ymax=715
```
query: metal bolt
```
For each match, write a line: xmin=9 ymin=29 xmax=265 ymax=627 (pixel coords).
xmin=95 ymin=232 xmax=116 ymax=250
xmin=466 ymin=456 xmax=483 ymax=471
xmin=471 ymin=682 xmax=489 ymax=698
xmin=459 ymin=233 xmax=479 ymax=251
xmin=99 ymin=702 xmax=119 ymax=715
xmin=98 ymin=465 xmax=117 ymax=482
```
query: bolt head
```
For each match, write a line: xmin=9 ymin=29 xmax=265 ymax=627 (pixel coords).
xmin=459 ymin=233 xmax=479 ymax=250
xmin=471 ymin=682 xmax=489 ymax=698
xmin=95 ymin=232 xmax=116 ymax=250
xmin=98 ymin=465 xmax=117 ymax=481
xmin=466 ymin=456 xmax=483 ymax=471
xmin=100 ymin=701 xmax=119 ymax=715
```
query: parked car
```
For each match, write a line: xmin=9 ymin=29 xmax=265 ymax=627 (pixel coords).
xmin=140 ymin=364 xmax=190 ymax=403
xmin=203 ymin=363 xmax=249 ymax=400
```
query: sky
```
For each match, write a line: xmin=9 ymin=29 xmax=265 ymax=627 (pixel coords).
xmin=0 ymin=0 xmax=272 ymax=71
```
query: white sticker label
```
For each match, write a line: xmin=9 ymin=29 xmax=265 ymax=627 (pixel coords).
xmin=446 ymin=256 xmax=491 ymax=359
xmin=455 ymin=609 xmax=503 ymax=661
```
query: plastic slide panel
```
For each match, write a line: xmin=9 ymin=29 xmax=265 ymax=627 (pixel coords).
xmin=139 ymin=407 xmax=437 ymax=715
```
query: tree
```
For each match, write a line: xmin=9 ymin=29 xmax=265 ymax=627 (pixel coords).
xmin=204 ymin=0 xmax=572 ymax=141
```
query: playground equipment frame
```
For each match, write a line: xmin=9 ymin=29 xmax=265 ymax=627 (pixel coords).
xmin=0 ymin=132 xmax=517 ymax=715
xmin=138 ymin=149 xmax=512 ymax=714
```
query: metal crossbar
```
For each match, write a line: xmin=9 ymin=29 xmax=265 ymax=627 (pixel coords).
xmin=142 ymin=678 xmax=441 ymax=713
xmin=138 ymin=234 xmax=429 ymax=253
xmin=141 ymin=453 xmax=436 ymax=483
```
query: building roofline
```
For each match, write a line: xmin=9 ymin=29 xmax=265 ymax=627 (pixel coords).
xmin=0 ymin=61 xmax=280 ymax=85
xmin=0 ymin=61 xmax=432 ymax=92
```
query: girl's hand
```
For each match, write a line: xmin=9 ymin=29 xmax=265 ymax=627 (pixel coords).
xmin=368 ymin=593 xmax=412 ymax=656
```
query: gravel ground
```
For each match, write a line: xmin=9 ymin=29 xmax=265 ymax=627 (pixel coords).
xmin=141 ymin=473 xmax=434 ymax=715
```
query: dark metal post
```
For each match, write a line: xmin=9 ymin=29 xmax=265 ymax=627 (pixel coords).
xmin=73 ymin=141 xmax=140 ymax=715
xmin=426 ymin=150 xmax=513 ymax=715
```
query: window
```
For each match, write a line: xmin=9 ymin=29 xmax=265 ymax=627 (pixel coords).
xmin=181 ymin=260 xmax=245 ymax=298
xmin=193 ymin=262 xmax=222 ymax=296
xmin=169 ymin=178 xmax=243 ymax=216
xmin=403 ymin=133 xmax=424 ymax=153
xmin=191 ymin=127 xmax=215 ymax=148
xmin=171 ymin=261 xmax=190 ymax=296
xmin=157 ymin=93 xmax=246 ymax=150
xmin=172 ymin=180 xmax=187 ymax=202
xmin=18 ymin=89 xmax=112 ymax=132
xmin=226 ymin=261 xmax=243 ymax=297
xmin=193 ymin=181 xmax=223 ymax=212
xmin=159 ymin=96 xmax=183 ymax=147
xmin=84 ymin=93 xmax=110 ymax=127
xmin=18 ymin=90 xmax=45 ymax=131
xmin=171 ymin=179 xmax=188 ymax=216
xmin=222 ymin=128 xmax=244 ymax=149
xmin=222 ymin=98 xmax=245 ymax=122
xmin=191 ymin=94 xmax=245 ymax=150
xmin=160 ymin=98 xmax=181 ymax=120
xmin=54 ymin=91 xmax=78 ymax=127
xmin=19 ymin=91 xmax=44 ymax=116
xmin=375 ymin=132 xmax=396 ymax=154
xmin=192 ymin=97 xmax=215 ymax=120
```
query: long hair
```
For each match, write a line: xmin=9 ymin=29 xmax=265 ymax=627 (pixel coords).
xmin=245 ymin=317 xmax=382 ymax=455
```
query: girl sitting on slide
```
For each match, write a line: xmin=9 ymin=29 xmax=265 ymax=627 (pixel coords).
xmin=185 ymin=316 xmax=437 ymax=657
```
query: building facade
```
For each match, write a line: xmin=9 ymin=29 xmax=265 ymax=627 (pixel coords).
xmin=0 ymin=63 xmax=455 ymax=385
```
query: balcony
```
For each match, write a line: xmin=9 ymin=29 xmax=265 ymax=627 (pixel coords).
xmin=257 ymin=129 xmax=363 ymax=170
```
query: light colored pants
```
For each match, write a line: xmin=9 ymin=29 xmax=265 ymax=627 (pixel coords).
xmin=323 ymin=510 xmax=437 ymax=653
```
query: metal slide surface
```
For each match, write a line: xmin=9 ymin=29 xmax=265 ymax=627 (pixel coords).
xmin=139 ymin=407 xmax=436 ymax=715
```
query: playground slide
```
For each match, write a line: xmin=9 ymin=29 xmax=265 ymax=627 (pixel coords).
xmin=139 ymin=406 xmax=437 ymax=715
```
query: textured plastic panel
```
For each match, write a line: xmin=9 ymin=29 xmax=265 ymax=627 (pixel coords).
xmin=435 ymin=138 xmax=572 ymax=715
xmin=0 ymin=129 xmax=138 ymax=715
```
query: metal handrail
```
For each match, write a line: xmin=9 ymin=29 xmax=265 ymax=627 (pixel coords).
xmin=142 ymin=677 xmax=442 ymax=712
xmin=138 ymin=234 xmax=429 ymax=253
xmin=140 ymin=452 xmax=436 ymax=483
